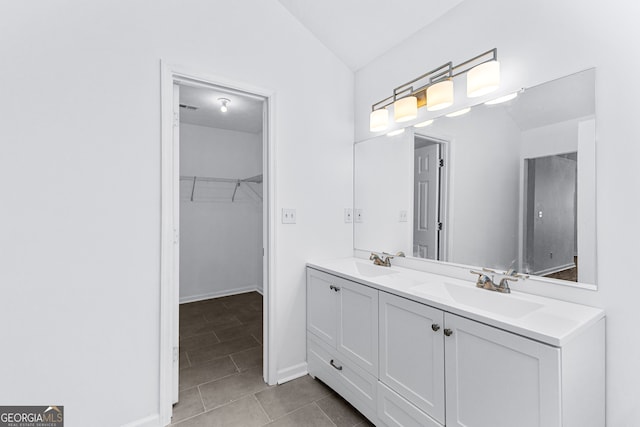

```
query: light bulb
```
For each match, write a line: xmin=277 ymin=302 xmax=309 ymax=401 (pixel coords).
xmin=218 ymin=98 xmax=230 ymax=113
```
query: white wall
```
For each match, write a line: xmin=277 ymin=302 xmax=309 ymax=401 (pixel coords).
xmin=0 ymin=1 xmax=353 ymax=426
xmin=179 ymin=124 xmax=262 ymax=302
xmin=355 ymin=0 xmax=640 ymax=424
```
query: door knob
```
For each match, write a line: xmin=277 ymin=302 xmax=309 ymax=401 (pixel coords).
xmin=444 ymin=328 xmax=453 ymax=337
xmin=431 ymin=324 xmax=440 ymax=332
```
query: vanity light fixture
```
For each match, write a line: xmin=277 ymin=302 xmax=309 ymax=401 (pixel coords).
xmin=387 ymin=128 xmax=405 ymax=137
xmin=485 ymin=91 xmax=519 ymax=105
xmin=370 ymin=108 xmax=389 ymax=132
xmin=445 ymin=107 xmax=471 ymax=118
xmin=467 ymin=60 xmax=500 ymax=97
xmin=369 ymin=48 xmax=499 ymax=132
xmin=218 ymin=97 xmax=230 ymax=113
xmin=427 ymin=79 xmax=454 ymax=111
xmin=414 ymin=119 xmax=434 ymax=128
xmin=394 ymin=96 xmax=418 ymax=122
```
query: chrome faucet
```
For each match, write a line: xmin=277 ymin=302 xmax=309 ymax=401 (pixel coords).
xmin=370 ymin=252 xmax=393 ymax=267
xmin=470 ymin=268 xmax=528 ymax=294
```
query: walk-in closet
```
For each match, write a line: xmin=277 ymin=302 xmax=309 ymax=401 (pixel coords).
xmin=173 ymin=83 xmax=266 ymax=424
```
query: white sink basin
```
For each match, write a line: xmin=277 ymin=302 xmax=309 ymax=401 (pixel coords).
xmin=353 ymin=262 xmax=399 ymax=278
xmin=411 ymin=282 xmax=543 ymax=319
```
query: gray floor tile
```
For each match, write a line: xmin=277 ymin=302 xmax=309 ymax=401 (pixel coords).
xmin=235 ymin=309 xmax=262 ymax=325
xmin=174 ymin=395 xmax=269 ymax=427
xmin=199 ymin=366 xmax=270 ymax=410
xmin=179 ymin=351 xmax=190 ymax=370
xmin=215 ymin=321 xmax=262 ymax=343
xmin=203 ymin=309 xmax=242 ymax=326
xmin=267 ymin=403 xmax=334 ymax=427
xmin=255 ymin=375 xmax=333 ymax=420
xmin=171 ymin=387 xmax=204 ymax=424
xmin=180 ymin=312 xmax=206 ymax=327
xmin=188 ymin=335 xmax=261 ymax=365
xmin=316 ymin=394 xmax=367 ymax=427
xmin=179 ymin=356 xmax=237 ymax=391
xmin=231 ymin=346 xmax=263 ymax=372
xmin=180 ymin=332 xmax=220 ymax=352
xmin=181 ymin=318 xmax=242 ymax=339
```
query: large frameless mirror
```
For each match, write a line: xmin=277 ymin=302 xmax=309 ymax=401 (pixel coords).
xmin=355 ymin=68 xmax=596 ymax=286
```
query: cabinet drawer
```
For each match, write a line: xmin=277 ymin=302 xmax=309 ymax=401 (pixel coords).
xmin=378 ymin=381 xmax=442 ymax=427
xmin=308 ymin=333 xmax=377 ymax=416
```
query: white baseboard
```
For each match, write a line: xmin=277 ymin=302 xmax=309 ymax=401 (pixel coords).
xmin=120 ymin=414 xmax=160 ymax=427
xmin=179 ymin=285 xmax=259 ymax=304
xmin=277 ymin=362 xmax=308 ymax=384
xmin=256 ymin=287 xmax=264 ymax=296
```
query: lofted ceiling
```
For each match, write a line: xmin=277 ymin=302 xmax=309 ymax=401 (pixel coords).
xmin=179 ymin=84 xmax=264 ymax=133
xmin=277 ymin=0 xmax=464 ymax=70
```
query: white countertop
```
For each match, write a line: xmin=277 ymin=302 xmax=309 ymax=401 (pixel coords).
xmin=307 ymin=257 xmax=604 ymax=347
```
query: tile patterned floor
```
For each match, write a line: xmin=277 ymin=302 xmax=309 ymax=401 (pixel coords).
xmin=172 ymin=292 xmax=373 ymax=426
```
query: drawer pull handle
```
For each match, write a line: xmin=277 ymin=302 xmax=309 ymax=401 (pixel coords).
xmin=330 ymin=359 xmax=343 ymax=371
xmin=444 ymin=328 xmax=453 ymax=337
xmin=431 ymin=324 xmax=440 ymax=332
xmin=329 ymin=285 xmax=341 ymax=292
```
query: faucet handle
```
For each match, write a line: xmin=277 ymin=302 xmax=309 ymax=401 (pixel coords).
xmin=497 ymin=276 xmax=518 ymax=293
xmin=470 ymin=270 xmax=494 ymax=288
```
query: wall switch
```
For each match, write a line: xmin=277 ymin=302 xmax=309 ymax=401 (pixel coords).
xmin=344 ymin=208 xmax=353 ymax=223
xmin=355 ymin=209 xmax=363 ymax=223
xmin=399 ymin=210 xmax=408 ymax=222
xmin=282 ymin=208 xmax=296 ymax=224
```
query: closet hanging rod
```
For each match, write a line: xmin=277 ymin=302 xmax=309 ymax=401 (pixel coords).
xmin=179 ymin=174 xmax=263 ymax=184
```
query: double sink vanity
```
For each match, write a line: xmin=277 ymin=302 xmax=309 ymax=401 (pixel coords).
xmin=306 ymin=257 xmax=604 ymax=427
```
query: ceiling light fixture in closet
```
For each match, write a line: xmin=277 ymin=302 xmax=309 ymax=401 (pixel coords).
xmin=370 ymin=48 xmax=500 ymax=132
xmin=218 ymin=98 xmax=230 ymax=113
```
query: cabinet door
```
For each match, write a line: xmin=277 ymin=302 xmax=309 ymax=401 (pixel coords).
xmin=307 ymin=269 xmax=337 ymax=347
xmin=379 ymin=291 xmax=445 ymax=425
xmin=444 ymin=313 xmax=561 ymax=427
xmin=336 ymin=276 xmax=378 ymax=376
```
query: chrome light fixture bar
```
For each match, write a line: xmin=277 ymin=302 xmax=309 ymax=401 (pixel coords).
xmin=370 ymin=48 xmax=499 ymax=132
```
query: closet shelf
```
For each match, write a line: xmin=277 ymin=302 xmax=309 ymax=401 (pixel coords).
xmin=180 ymin=174 xmax=263 ymax=203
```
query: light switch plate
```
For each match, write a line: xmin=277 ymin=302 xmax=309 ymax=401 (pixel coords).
xmin=344 ymin=208 xmax=353 ymax=223
xmin=282 ymin=208 xmax=296 ymax=224
xmin=355 ymin=209 xmax=363 ymax=223
xmin=399 ymin=210 xmax=408 ymax=222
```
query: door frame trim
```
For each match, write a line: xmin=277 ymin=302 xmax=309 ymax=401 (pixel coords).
xmin=160 ymin=61 xmax=277 ymax=425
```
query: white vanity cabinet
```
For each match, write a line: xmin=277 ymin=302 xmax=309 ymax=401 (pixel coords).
xmin=444 ymin=313 xmax=561 ymax=427
xmin=306 ymin=268 xmax=380 ymax=420
xmin=378 ymin=291 xmax=445 ymax=425
xmin=307 ymin=264 xmax=605 ymax=427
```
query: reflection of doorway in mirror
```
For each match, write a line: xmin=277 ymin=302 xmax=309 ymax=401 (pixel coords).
xmin=414 ymin=136 xmax=444 ymax=260
xmin=523 ymin=152 xmax=577 ymax=281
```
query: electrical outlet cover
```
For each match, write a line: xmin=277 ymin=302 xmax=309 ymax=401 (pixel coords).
xmin=344 ymin=208 xmax=353 ymax=223
xmin=282 ymin=208 xmax=296 ymax=224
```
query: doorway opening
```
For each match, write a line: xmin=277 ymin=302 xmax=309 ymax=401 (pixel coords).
xmin=522 ymin=152 xmax=578 ymax=281
xmin=160 ymin=65 xmax=275 ymax=425
xmin=413 ymin=134 xmax=447 ymax=261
